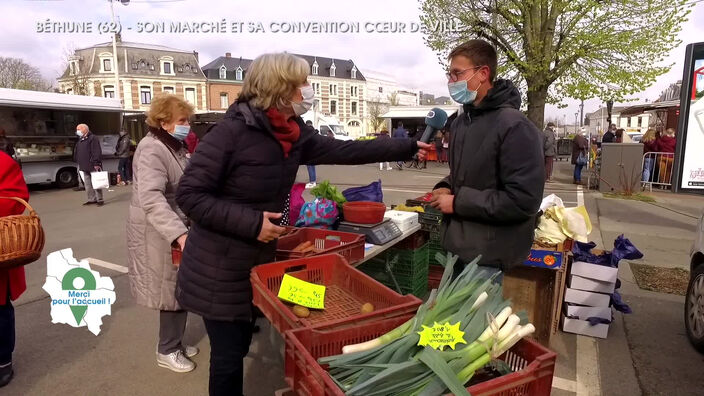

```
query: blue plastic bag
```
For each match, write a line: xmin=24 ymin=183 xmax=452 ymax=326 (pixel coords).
xmin=342 ymin=180 xmax=383 ymax=203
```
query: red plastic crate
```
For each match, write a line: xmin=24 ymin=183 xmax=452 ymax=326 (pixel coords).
xmin=428 ymin=264 xmax=444 ymax=290
xmin=251 ymin=254 xmax=422 ymax=335
xmin=276 ymin=228 xmax=365 ymax=264
xmin=285 ymin=315 xmax=556 ymax=396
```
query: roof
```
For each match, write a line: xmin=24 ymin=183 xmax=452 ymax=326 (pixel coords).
xmin=362 ymin=69 xmax=396 ymax=83
xmin=201 ymin=56 xmax=254 ymax=80
xmin=382 ymin=105 xmax=459 ymax=119
xmin=291 ymin=53 xmax=365 ymax=81
xmin=0 ymin=88 xmax=123 ymax=112
xmin=620 ymin=100 xmax=680 ymax=116
xmin=59 ymin=41 xmax=205 ymax=80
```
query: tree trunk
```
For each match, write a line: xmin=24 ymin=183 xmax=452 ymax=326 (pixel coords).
xmin=526 ymin=86 xmax=548 ymax=129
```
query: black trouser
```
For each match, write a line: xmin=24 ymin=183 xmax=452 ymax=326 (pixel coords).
xmin=0 ymin=294 xmax=14 ymax=366
xmin=203 ymin=318 xmax=254 ymax=396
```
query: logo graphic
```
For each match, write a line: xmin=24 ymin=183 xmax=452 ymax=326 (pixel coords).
xmin=42 ymin=249 xmax=116 ymax=335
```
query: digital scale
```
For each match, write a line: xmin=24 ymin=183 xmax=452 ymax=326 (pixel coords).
xmin=338 ymin=219 xmax=403 ymax=245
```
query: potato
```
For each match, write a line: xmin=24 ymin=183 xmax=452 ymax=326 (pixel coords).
xmin=360 ymin=303 xmax=375 ymax=314
xmin=292 ymin=305 xmax=310 ymax=318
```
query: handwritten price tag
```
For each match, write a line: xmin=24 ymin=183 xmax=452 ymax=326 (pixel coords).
xmin=277 ymin=274 xmax=326 ymax=309
xmin=417 ymin=322 xmax=466 ymax=350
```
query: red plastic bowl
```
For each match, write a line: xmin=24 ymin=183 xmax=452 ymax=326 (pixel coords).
xmin=343 ymin=201 xmax=386 ymax=224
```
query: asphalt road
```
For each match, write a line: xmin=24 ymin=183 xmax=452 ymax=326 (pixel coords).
xmin=6 ymin=161 xmax=583 ymax=395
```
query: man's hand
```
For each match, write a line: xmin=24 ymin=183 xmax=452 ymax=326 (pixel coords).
xmin=430 ymin=193 xmax=454 ymax=214
xmin=416 ymin=142 xmax=432 ymax=161
xmin=93 ymin=165 xmax=102 ymax=171
xmin=432 ymin=188 xmax=451 ymax=197
xmin=258 ymin=212 xmax=286 ymax=243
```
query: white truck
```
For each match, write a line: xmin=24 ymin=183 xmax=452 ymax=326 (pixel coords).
xmin=0 ymin=88 xmax=123 ymax=187
xmin=300 ymin=111 xmax=353 ymax=141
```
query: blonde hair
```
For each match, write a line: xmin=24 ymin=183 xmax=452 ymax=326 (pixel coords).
xmin=239 ymin=53 xmax=309 ymax=110
xmin=664 ymin=128 xmax=676 ymax=137
xmin=146 ymin=94 xmax=195 ymax=128
xmin=642 ymin=128 xmax=656 ymax=143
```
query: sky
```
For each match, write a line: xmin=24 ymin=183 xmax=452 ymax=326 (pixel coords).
xmin=2 ymin=0 xmax=703 ymax=121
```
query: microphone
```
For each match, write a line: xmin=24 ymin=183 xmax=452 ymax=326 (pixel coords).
xmin=419 ymin=108 xmax=448 ymax=144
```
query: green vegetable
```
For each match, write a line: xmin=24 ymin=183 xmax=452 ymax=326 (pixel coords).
xmin=311 ymin=180 xmax=347 ymax=208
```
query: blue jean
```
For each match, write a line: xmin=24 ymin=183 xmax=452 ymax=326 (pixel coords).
xmin=306 ymin=165 xmax=316 ymax=183
xmin=642 ymin=157 xmax=654 ymax=182
xmin=574 ymin=164 xmax=584 ymax=182
xmin=118 ymin=157 xmax=132 ymax=182
xmin=0 ymin=295 xmax=14 ymax=365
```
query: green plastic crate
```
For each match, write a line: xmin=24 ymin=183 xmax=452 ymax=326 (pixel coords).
xmin=358 ymin=244 xmax=430 ymax=298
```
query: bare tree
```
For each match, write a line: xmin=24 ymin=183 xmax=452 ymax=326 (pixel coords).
xmin=368 ymin=101 xmax=389 ymax=133
xmin=0 ymin=57 xmax=52 ymax=91
xmin=387 ymin=92 xmax=400 ymax=106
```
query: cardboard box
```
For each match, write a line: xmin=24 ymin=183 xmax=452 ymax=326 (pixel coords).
xmin=569 ymin=274 xmax=616 ymax=294
xmin=562 ymin=316 xmax=609 ymax=338
xmin=571 ymin=261 xmax=618 ymax=284
xmin=524 ymin=249 xmax=565 ymax=270
xmin=564 ymin=303 xmax=612 ymax=320
xmin=564 ymin=288 xmax=611 ymax=307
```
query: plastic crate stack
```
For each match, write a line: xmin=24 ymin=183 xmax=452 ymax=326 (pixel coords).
xmin=358 ymin=243 xmax=430 ymax=298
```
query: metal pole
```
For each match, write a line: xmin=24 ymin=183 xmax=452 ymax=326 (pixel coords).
xmin=109 ymin=0 xmax=121 ymax=103
xmin=579 ymin=100 xmax=584 ymax=127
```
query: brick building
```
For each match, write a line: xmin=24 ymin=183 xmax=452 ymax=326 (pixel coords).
xmin=201 ymin=53 xmax=251 ymax=111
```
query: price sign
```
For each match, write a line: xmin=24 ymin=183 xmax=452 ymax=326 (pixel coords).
xmin=277 ymin=274 xmax=326 ymax=309
xmin=417 ymin=322 xmax=466 ymax=350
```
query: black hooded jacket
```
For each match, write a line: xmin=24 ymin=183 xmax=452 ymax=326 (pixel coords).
xmin=435 ymin=79 xmax=544 ymax=271
xmin=175 ymin=100 xmax=418 ymax=321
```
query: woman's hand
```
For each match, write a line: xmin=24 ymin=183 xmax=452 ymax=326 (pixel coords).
xmin=176 ymin=233 xmax=188 ymax=251
xmin=258 ymin=212 xmax=286 ymax=243
xmin=416 ymin=142 xmax=432 ymax=161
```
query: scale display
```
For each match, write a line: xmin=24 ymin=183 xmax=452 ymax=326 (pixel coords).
xmin=338 ymin=219 xmax=403 ymax=245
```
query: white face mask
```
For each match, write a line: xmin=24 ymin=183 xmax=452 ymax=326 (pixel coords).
xmin=76 ymin=130 xmax=83 ymax=137
xmin=292 ymin=85 xmax=315 ymax=116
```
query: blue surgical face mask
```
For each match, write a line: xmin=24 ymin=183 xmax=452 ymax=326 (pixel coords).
xmin=172 ymin=124 xmax=190 ymax=141
xmin=448 ymin=71 xmax=480 ymax=104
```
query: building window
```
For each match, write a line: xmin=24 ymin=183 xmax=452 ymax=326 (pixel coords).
xmin=220 ymin=93 xmax=229 ymax=109
xmin=351 ymin=66 xmax=357 ymax=79
xmin=163 ymin=86 xmax=174 ymax=94
xmin=330 ymin=63 xmax=336 ymax=77
xmin=69 ymin=62 xmax=76 ymax=75
xmin=627 ymin=118 xmax=632 ymax=127
xmin=236 ymin=67 xmax=243 ymax=81
xmin=348 ymin=121 xmax=360 ymax=127
xmin=312 ymin=83 xmax=320 ymax=95
xmin=140 ymin=86 xmax=152 ymax=105
xmin=330 ymin=100 xmax=337 ymax=115
xmin=638 ymin=116 xmax=643 ymax=127
xmin=103 ymin=58 xmax=112 ymax=72
xmin=163 ymin=61 xmax=172 ymax=74
xmin=219 ymin=65 xmax=226 ymax=79
xmin=329 ymin=84 xmax=337 ymax=96
xmin=185 ymin=88 xmax=196 ymax=105
xmin=351 ymin=101 xmax=357 ymax=115
xmin=103 ymin=85 xmax=115 ymax=98
xmin=350 ymin=86 xmax=358 ymax=97
xmin=312 ymin=61 xmax=319 ymax=75
xmin=378 ymin=87 xmax=383 ymax=93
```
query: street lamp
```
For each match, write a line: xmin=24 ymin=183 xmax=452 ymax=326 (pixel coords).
xmin=108 ymin=0 xmax=129 ymax=104
xmin=575 ymin=112 xmax=579 ymax=134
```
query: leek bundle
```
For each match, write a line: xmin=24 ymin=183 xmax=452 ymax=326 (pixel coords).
xmin=319 ymin=253 xmax=535 ymax=396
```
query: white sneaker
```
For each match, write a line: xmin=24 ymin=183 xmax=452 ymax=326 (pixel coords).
xmin=305 ymin=182 xmax=317 ymax=189
xmin=157 ymin=350 xmax=195 ymax=373
xmin=386 ymin=167 xmax=393 ymax=171
xmin=183 ymin=345 xmax=199 ymax=358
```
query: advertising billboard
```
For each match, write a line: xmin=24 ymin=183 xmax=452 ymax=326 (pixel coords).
xmin=674 ymin=42 xmax=704 ymax=193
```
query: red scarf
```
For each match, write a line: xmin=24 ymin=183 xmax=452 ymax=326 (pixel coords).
xmin=266 ymin=107 xmax=300 ymax=158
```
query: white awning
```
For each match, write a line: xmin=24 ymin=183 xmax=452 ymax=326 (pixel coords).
xmin=381 ymin=105 xmax=459 ymax=119
xmin=0 ymin=88 xmax=123 ymax=112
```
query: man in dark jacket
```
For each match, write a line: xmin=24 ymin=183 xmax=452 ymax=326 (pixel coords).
xmin=0 ymin=128 xmax=14 ymax=158
xmin=74 ymin=123 xmax=104 ymax=206
xmin=430 ymin=39 xmax=544 ymax=274
xmin=543 ymin=122 xmax=557 ymax=182
xmin=602 ymin=124 xmax=616 ymax=143
xmin=115 ymin=130 xmax=132 ymax=185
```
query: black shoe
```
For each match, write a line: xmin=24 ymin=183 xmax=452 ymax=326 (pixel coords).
xmin=83 ymin=201 xmax=97 ymax=206
xmin=97 ymin=201 xmax=104 ymax=207
xmin=73 ymin=187 xmax=85 ymax=191
xmin=0 ymin=363 xmax=13 ymax=388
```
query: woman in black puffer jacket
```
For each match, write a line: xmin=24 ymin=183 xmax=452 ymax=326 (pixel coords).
xmin=175 ymin=52 xmax=429 ymax=396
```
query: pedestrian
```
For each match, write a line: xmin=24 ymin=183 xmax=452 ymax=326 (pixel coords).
xmin=115 ymin=130 xmax=132 ymax=186
xmin=0 ymin=128 xmax=14 ymax=158
xmin=434 ymin=129 xmax=444 ymax=164
xmin=572 ymin=132 xmax=589 ymax=184
xmin=602 ymin=124 xmax=616 ymax=143
xmin=0 ymin=151 xmax=30 ymax=388
xmin=73 ymin=124 xmax=105 ymax=206
xmin=304 ymin=120 xmax=317 ymax=188
xmin=657 ymin=127 xmax=676 ymax=185
xmin=376 ymin=130 xmax=393 ymax=170
xmin=614 ymin=128 xmax=624 ymax=143
xmin=442 ymin=130 xmax=450 ymax=162
xmin=126 ymin=94 xmax=198 ymax=373
xmin=429 ymin=39 xmax=544 ymax=276
xmin=392 ymin=121 xmax=408 ymax=170
xmin=543 ymin=122 xmax=557 ymax=182
xmin=185 ymin=130 xmax=199 ymax=154
xmin=174 ymin=52 xmax=429 ymax=396
xmin=641 ymin=128 xmax=658 ymax=182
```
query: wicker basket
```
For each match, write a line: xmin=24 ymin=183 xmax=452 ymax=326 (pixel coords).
xmin=0 ymin=197 xmax=45 ymax=269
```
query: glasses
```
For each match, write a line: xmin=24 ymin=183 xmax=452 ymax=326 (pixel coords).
xmin=446 ymin=66 xmax=481 ymax=82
